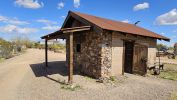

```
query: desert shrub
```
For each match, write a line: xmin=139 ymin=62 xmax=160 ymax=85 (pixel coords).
xmin=48 ymin=43 xmax=65 ymax=52
xmin=0 ymin=38 xmax=13 ymax=58
xmin=11 ymin=36 xmax=36 ymax=50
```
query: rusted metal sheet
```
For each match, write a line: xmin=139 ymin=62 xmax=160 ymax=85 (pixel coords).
xmin=71 ymin=11 xmax=170 ymax=41
xmin=41 ymin=11 xmax=170 ymax=41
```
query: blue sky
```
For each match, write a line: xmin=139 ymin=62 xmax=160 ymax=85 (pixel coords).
xmin=0 ymin=0 xmax=177 ymax=46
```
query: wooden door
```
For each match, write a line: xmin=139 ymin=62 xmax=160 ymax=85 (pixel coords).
xmin=124 ymin=41 xmax=134 ymax=74
xmin=133 ymin=44 xmax=148 ymax=75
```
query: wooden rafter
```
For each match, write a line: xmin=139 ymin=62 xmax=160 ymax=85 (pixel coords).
xmin=41 ymin=26 xmax=91 ymax=40
xmin=61 ymin=26 xmax=91 ymax=31
xmin=62 ymin=27 xmax=90 ymax=33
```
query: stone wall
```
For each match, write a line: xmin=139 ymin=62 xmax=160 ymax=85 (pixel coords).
xmin=66 ymin=31 xmax=157 ymax=78
xmin=66 ymin=31 xmax=113 ymax=78
xmin=174 ymin=45 xmax=177 ymax=55
xmin=100 ymin=32 xmax=112 ymax=77
xmin=66 ymin=31 xmax=103 ymax=78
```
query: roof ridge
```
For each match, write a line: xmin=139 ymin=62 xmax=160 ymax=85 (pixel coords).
xmin=72 ymin=11 xmax=157 ymax=34
xmin=72 ymin=11 xmax=135 ymax=26
xmin=70 ymin=11 xmax=169 ymax=41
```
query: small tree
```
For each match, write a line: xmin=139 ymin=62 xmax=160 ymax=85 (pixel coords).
xmin=157 ymin=44 xmax=168 ymax=52
xmin=11 ymin=36 xmax=33 ymax=52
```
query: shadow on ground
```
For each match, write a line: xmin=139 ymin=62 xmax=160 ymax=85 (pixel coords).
xmin=30 ymin=61 xmax=68 ymax=77
xmin=30 ymin=61 xmax=83 ymax=83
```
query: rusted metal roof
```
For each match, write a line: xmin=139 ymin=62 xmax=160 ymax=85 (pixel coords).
xmin=71 ymin=11 xmax=170 ymax=41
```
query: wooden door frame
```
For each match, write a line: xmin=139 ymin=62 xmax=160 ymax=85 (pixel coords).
xmin=133 ymin=43 xmax=148 ymax=75
xmin=122 ymin=40 xmax=135 ymax=74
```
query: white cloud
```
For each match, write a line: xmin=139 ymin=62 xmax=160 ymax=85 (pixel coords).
xmin=161 ymin=32 xmax=165 ymax=35
xmin=0 ymin=16 xmax=8 ymax=21
xmin=173 ymin=29 xmax=177 ymax=33
xmin=74 ymin=0 xmax=80 ymax=8
xmin=133 ymin=2 xmax=149 ymax=11
xmin=0 ymin=15 xmax=29 ymax=25
xmin=0 ymin=25 xmax=38 ymax=34
xmin=8 ymin=19 xmax=29 ymax=25
xmin=37 ymin=19 xmax=57 ymax=25
xmin=42 ymin=26 xmax=60 ymax=31
xmin=61 ymin=16 xmax=66 ymax=18
xmin=155 ymin=9 xmax=177 ymax=25
xmin=121 ymin=19 xmax=130 ymax=23
xmin=37 ymin=19 xmax=59 ymax=31
xmin=14 ymin=0 xmax=44 ymax=9
xmin=171 ymin=35 xmax=177 ymax=39
xmin=57 ymin=2 xmax=64 ymax=9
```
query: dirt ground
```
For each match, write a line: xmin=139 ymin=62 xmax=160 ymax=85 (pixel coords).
xmin=0 ymin=49 xmax=177 ymax=100
xmin=157 ymin=56 xmax=177 ymax=64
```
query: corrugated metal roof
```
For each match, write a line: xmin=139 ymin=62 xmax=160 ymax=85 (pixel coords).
xmin=71 ymin=11 xmax=170 ymax=41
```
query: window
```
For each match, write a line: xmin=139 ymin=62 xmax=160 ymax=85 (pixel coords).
xmin=76 ymin=44 xmax=81 ymax=53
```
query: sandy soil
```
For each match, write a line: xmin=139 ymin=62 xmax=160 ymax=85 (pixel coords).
xmin=0 ymin=49 xmax=177 ymax=100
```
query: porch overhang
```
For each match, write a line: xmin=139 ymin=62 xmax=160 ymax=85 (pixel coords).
xmin=41 ymin=26 xmax=91 ymax=40
xmin=41 ymin=25 xmax=91 ymax=84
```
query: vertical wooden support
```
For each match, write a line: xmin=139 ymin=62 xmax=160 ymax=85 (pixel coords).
xmin=45 ymin=39 xmax=48 ymax=67
xmin=68 ymin=32 xmax=73 ymax=83
xmin=122 ymin=41 xmax=125 ymax=75
xmin=158 ymin=50 xmax=160 ymax=67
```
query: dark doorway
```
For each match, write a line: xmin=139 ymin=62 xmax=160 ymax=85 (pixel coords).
xmin=124 ymin=41 xmax=134 ymax=74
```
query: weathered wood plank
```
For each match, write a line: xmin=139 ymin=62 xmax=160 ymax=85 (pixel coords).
xmin=63 ymin=28 xmax=90 ymax=33
xmin=61 ymin=26 xmax=91 ymax=31
xmin=68 ymin=32 xmax=73 ymax=83
xmin=45 ymin=39 xmax=48 ymax=67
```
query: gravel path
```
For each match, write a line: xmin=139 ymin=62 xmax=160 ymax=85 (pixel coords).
xmin=0 ymin=49 xmax=177 ymax=100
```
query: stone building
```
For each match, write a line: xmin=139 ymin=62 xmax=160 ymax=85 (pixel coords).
xmin=41 ymin=11 xmax=169 ymax=82
xmin=174 ymin=43 xmax=177 ymax=55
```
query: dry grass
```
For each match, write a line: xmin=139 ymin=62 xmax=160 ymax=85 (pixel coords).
xmin=61 ymin=84 xmax=82 ymax=91
xmin=0 ymin=57 xmax=5 ymax=63
xmin=57 ymin=79 xmax=82 ymax=91
xmin=159 ymin=64 xmax=177 ymax=81
xmin=170 ymin=93 xmax=177 ymax=100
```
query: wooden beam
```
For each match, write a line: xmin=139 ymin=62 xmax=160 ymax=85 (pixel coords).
xmin=68 ymin=32 xmax=73 ymax=84
xmin=63 ymin=28 xmax=90 ymax=33
xmin=122 ymin=41 xmax=125 ymax=75
xmin=69 ymin=12 xmax=103 ymax=33
xmin=61 ymin=26 xmax=91 ymax=31
xmin=45 ymin=39 xmax=48 ymax=67
xmin=46 ymin=34 xmax=67 ymax=40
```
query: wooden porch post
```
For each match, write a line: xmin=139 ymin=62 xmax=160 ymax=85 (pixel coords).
xmin=45 ymin=39 xmax=48 ymax=67
xmin=68 ymin=32 xmax=73 ymax=83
